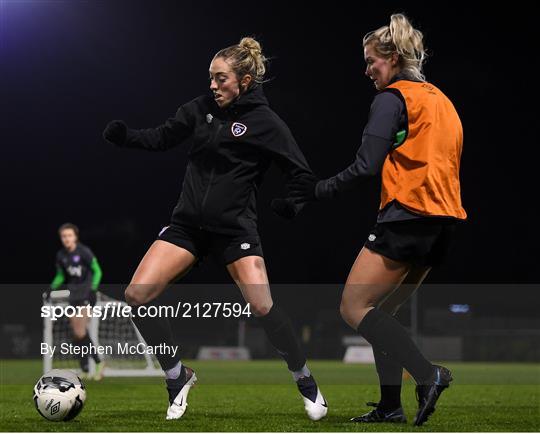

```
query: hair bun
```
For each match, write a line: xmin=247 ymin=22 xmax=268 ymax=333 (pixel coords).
xmin=239 ymin=37 xmax=262 ymax=55
xmin=213 ymin=37 xmax=267 ymax=89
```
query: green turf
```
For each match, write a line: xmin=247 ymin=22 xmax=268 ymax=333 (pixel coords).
xmin=1 ymin=359 xmax=539 ymax=431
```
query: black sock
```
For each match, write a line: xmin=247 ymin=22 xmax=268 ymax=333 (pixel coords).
xmin=74 ymin=333 xmax=101 ymax=364
xmin=373 ymin=346 xmax=402 ymax=411
xmin=79 ymin=357 xmax=89 ymax=372
xmin=258 ymin=305 xmax=306 ymax=371
xmin=80 ymin=333 xmax=101 ymax=363
xmin=358 ymin=308 xmax=434 ymax=384
xmin=130 ymin=302 xmax=180 ymax=371
xmin=74 ymin=335 xmax=91 ymax=370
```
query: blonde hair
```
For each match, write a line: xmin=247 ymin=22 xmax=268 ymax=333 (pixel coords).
xmin=214 ymin=37 xmax=267 ymax=89
xmin=363 ymin=14 xmax=427 ymax=82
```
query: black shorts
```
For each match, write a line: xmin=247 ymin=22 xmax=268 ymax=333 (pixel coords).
xmin=364 ymin=219 xmax=457 ymax=267
xmin=69 ymin=292 xmax=96 ymax=307
xmin=158 ymin=224 xmax=264 ymax=266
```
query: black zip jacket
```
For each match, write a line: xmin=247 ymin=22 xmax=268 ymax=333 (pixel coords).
xmin=120 ymin=86 xmax=312 ymax=235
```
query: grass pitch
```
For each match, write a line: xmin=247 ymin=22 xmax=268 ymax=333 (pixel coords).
xmin=1 ymin=359 xmax=538 ymax=431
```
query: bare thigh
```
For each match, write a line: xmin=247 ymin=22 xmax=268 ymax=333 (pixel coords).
xmin=379 ymin=265 xmax=431 ymax=316
xmin=227 ymin=256 xmax=273 ymax=317
xmin=125 ymin=240 xmax=197 ymax=306
xmin=340 ymin=247 xmax=411 ymax=329
xmin=69 ymin=311 xmax=90 ymax=340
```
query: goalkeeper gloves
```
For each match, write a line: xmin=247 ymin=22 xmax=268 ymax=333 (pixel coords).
xmin=42 ymin=288 xmax=52 ymax=303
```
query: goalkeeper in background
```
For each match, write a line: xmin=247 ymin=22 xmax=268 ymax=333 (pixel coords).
xmin=47 ymin=222 xmax=105 ymax=380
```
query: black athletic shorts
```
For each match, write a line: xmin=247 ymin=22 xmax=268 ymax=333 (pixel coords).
xmin=157 ymin=224 xmax=264 ymax=265
xmin=69 ymin=291 xmax=96 ymax=307
xmin=364 ymin=219 xmax=457 ymax=267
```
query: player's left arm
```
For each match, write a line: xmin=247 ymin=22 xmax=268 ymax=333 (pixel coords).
xmin=82 ymin=246 xmax=103 ymax=291
xmin=265 ymin=117 xmax=315 ymax=218
xmin=90 ymin=257 xmax=103 ymax=292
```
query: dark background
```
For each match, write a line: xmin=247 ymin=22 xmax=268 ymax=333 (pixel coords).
xmin=1 ymin=1 xmax=536 ymax=309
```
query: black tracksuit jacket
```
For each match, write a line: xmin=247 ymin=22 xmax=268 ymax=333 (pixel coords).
xmin=121 ymin=86 xmax=312 ymax=235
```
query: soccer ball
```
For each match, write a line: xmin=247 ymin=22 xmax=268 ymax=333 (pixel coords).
xmin=33 ymin=369 xmax=86 ymax=421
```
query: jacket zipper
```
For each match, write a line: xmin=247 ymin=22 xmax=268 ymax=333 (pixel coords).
xmin=200 ymin=121 xmax=223 ymax=227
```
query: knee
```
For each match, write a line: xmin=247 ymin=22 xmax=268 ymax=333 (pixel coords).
xmin=339 ymin=290 xmax=356 ymax=319
xmin=339 ymin=298 xmax=354 ymax=326
xmin=72 ymin=328 xmax=86 ymax=340
xmin=340 ymin=292 xmax=374 ymax=329
xmin=250 ymin=301 xmax=273 ymax=317
xmin=125 ymin=285 xmax=149 ymax=306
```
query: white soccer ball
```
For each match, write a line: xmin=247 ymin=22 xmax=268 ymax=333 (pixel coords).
xmin=33 ymin=369 xmax=86 ymax=421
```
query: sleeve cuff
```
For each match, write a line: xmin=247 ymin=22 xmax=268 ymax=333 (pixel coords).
xmin=315 ymin=179 xmax=335 ymax=200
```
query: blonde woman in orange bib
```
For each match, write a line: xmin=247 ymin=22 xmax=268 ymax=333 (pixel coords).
xmin=291 ymin=14 xmax=466 ymax=426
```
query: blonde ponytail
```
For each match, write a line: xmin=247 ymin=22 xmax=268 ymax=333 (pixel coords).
xmin=363 ymin=14 xmax=427 ymax=81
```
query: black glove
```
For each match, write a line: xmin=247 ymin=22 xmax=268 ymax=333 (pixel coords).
xmin=103 ymin=120 xmax=127 ymax=146
xmin=289 ymin=174 xmax=319 ymax=202
xmin=42 ymin=288 xmax=52 ymax=303
xmin=271 ymin=198 xmax=298 ymax=220
xmin=89 ymin=291 xmax=98 ymax=306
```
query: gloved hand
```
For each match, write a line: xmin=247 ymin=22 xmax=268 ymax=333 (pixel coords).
xmin=289 ymin=174 xmax=319 ymax=202
xmin=271 ymin=198 xmax=298 ymax=220
xmin=89 ymin=291 xmax=98 ymax=306
xmin=42 ymin=288 xmax=52 ymax=303
xmin=103 ymin=120 xmax=127 ymax=146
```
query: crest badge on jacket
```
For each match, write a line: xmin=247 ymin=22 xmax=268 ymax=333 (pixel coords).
xmin=231 ymin=122 xmax=247 ymax=137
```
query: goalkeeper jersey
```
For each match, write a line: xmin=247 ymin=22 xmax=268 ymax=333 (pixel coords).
xmin=55 ymin=243 xmax=96 ymax=295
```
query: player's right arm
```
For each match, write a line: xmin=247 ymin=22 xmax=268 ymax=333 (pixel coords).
xmin=103 ymin=98 xmax=199 ymax=151
xmin=50 ymin=267 xmax=65 ymax=290
xmin=314 ymin=92 xmax=403 ymax=199
xmin=44 ymin=263 xmax=65 ymax=301
xmin=289 ymin=92 xmax=404 ymax=203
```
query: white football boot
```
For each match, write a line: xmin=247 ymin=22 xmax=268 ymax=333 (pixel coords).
xmin=296 ymin=375 xmax=328 ymax=421
xmin=165 ymin=366 xmax=197 ymax=420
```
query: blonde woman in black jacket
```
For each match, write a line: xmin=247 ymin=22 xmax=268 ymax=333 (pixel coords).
xmin=103 ymin=37 xmax=327 ymax=422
